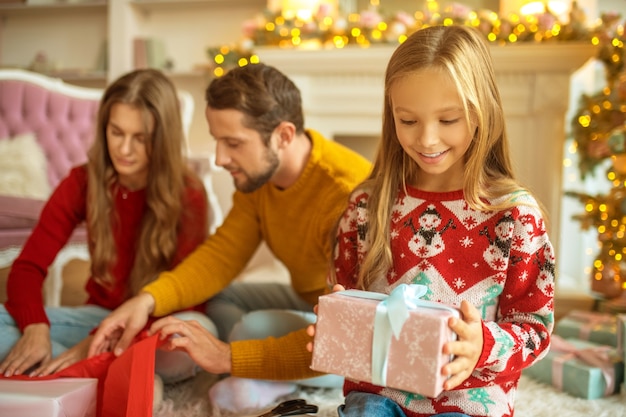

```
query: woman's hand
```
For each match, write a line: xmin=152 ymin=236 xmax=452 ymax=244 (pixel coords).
xmin=441 ymin=300 xmax=483 ymax=390
xmin=31 ymin=336 xmax=93 ymax=377
xmin=306 ymin=284 xmax=345 ymax=353
xmin=149 ymin=316 xmax=232 ymax=375
xmin=0 ymin=323 xmax=51 ymax=377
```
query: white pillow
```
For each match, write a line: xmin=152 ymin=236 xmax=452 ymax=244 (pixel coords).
xmin=0 ymin=132 xmax=50 ymax=200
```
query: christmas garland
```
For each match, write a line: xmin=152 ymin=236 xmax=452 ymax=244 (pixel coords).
xmin=242 ymin=2 xmax=590 ymax=49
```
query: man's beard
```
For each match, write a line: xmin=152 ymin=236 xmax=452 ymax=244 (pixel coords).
xmin=235 ymin=147 xmax=279 ymax=193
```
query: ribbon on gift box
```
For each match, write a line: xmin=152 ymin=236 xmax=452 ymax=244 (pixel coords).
xmin=550 ymin=334 xmax=616 ymax=397
xmin=339 ymin=283 xmax=459 ymax=386
xmin=566 ymin=310 xmax=617 ymax=340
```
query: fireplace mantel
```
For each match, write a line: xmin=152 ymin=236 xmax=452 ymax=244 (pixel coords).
xmin=256 ymin=42 xmax=597 ymax=255
xmin=256 ymin=42 xmax=596 ymax=74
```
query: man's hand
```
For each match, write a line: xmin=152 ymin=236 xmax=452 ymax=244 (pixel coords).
xmin=149 ymin=316 xmax=232 ymax=375
xmin=31 ymin=336 xmax=93 ymax=377
xmin=441 ymin=300 xmax=483 ymax=390
xmin=0 ymin=323 xmax=51 ymax=377
xmin=88 ymin=292 xmax=156 ymax=358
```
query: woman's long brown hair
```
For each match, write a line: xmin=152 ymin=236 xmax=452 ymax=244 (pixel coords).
xmin=87 ymin=69 xmax=199 ymax=295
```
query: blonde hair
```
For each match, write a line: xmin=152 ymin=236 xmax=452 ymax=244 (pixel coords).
xmin=345 ymin=25 xmax=537 ymax=289
xmin=87 ymin=69 xmax=202 ymax=295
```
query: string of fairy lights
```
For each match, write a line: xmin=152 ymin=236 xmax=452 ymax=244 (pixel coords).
xmin=206 ymin=1 xmax=594 ymax=77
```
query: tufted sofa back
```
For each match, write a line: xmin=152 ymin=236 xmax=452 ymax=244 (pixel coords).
xmin=0 ymin=70 xmax=102 ymax=190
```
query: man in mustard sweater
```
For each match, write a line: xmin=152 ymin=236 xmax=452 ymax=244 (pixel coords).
xmin=90 ymin=63 xmax=371 ymax=408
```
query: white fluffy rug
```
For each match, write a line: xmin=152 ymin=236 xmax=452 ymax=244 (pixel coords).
xmin=154 ymin=372 xmax=626 ymax=417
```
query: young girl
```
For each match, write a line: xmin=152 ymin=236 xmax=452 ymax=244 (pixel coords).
xmin=0 ymin=69 xmax=215 ymax=383
xmin=328 ymin=25 xmax=555 ymax=417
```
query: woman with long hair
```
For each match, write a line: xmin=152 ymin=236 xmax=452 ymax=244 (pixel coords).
xmin=0 ymin=69 xmax=214 ymax=384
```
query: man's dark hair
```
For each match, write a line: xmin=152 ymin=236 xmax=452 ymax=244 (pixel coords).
xmin=205 ymin=63 xmax=305 ymax=144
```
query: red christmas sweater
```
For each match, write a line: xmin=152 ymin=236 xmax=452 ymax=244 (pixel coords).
xmin=334 ymin=186 xmax=555 ymax=417
xmin=5 ymin=165 xmax=209 ymax=332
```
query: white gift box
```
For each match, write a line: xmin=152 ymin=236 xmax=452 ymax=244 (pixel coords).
xmin=0 ymin=378 xmax=97 ymax=417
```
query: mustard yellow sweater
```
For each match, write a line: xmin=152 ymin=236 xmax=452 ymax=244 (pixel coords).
xmin=143 ymin=129 xmax=371 ymax=380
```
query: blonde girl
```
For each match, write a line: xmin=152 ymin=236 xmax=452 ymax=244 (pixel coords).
xmin=330 ymin=25 xmax=555 ymax=417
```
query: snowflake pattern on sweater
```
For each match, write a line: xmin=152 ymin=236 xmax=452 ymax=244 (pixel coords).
xmin=334 ymin=186 xmax=555 ymax=417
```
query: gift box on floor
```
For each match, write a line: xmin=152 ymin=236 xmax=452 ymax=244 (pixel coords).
xmin=554 ymin=310 xmax=618 ymax=347
xmin=0 ymin=378 xmax=97 ymax=417
xmin=523 ymin=335 xmax=624 ymax=399
xmin=311 ymin=284 xmax=459 ymax=398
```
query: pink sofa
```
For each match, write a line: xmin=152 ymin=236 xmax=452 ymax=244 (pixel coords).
xmin=0 ymin=70 xmax=102 ymax=305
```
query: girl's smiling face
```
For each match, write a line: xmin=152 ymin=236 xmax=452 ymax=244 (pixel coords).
xmin=391 ymin=68 xmax=475 ymax=192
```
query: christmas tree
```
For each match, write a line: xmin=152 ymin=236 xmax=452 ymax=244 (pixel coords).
xmin=567 ymin=11 xmax=626 ymax=299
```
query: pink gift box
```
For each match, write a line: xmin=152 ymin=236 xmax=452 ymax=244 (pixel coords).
xmin=0 ymin=378 xmax=97 ymax=417
xmin=311 ymin=284 xmax=459 ymax=398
